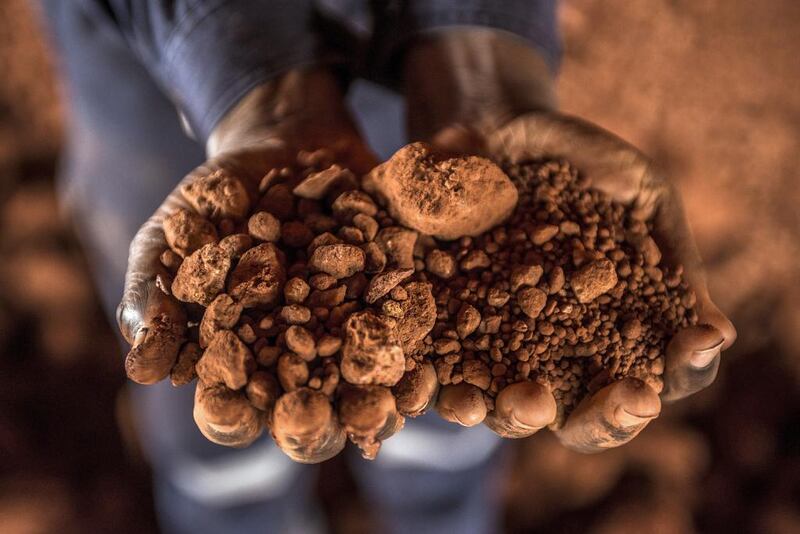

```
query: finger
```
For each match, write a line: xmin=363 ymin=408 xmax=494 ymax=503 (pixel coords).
xmin=660 ymin=324 xmax=726 ymax=402
xmin=117 ymin=193 xmax=193 ymax=383
xmin=121 ymin=279 xmax=187 ymax=384
xmin=556 ymin=378 xmax=661 ymax=453
xmin=484 ymin=381 xmax=557 ymax=438
xmin=649 ymin=182 xmax=737 ymax=349
xmin=393 ymin=361 xmax=439 ymax=417
xmin=648 ymin=181 xmax=736 ymax=401
xmin=436 ymin=383 xmax=487 ymax=427
xmin=270 ymin=387 xmax=346 ymax=463
xmin=338 ymin=384 xmax=405 ymax=460
xmin=194 ymin=381 xmax=264 ymax=447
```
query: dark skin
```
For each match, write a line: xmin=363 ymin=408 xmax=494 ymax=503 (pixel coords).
xmin=117 ymin=30 xmax=735 ymax=460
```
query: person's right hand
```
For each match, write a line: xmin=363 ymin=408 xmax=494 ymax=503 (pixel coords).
xmin=116 ymin=68 xmax=380 ymax=459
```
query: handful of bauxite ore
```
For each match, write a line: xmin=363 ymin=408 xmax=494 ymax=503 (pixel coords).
xmin=130 ymin=142 xmax=697 ymax=462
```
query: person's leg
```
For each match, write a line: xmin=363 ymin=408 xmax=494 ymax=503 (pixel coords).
xmin=348 ymin=412 xmax=507 ymax=534
xmin=42 ymin=4 xmax=320 ymax=532
xmin=136 ymin=382 xmax=321 ymax=534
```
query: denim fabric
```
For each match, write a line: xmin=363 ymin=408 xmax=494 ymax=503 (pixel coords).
xmin=48 ymin=0 xmax=559 ymax=139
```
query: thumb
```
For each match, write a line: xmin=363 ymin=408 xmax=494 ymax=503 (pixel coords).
xmin=117 ymin=211 xmax=187 ymax=384
xmin=116 ymin=153 xmax=283 ymax=384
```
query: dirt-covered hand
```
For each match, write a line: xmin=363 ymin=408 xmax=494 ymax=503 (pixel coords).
xmin=487 ymin=112 xmax=736 ymax=451
xmin=116 ymin=67 xmax=378 ymax=455
xmin=404 ymin=30 xmax=735 ymax=451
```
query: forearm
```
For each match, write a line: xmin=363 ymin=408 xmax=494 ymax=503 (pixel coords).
xmin=404 ymin=29 xmax=558 ymax=141
xmin=73 ymin=0 xmax=332 ymax=142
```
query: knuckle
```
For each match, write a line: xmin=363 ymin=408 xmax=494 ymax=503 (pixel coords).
xmin=662 ymin=358 xmax=720 ymax=401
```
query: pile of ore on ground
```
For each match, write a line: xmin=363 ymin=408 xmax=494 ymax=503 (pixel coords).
xmin=139 ymin=142 xmax=697 ymax=461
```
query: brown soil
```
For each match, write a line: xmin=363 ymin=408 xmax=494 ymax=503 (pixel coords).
xmin=422 ymin=159 xmax=695 ymax=424
xmin=152 ymin=145 xmax=696 ymax=457
xmin=160 ymin=149 xmax=445 ymax=459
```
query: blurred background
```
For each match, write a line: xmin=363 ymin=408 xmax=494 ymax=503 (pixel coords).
xmin=0 ymin=0 xmax=797 ymax=532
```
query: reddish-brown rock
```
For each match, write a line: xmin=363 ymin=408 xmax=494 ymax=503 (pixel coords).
xmin=364 ymin=143 xmax=518 ymax=240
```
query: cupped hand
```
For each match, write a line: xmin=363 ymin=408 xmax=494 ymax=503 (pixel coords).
xmin=116 ymin=68 xmax=380 ymax=459
xmin=428 ymin=111 xmax=737 ymax=452
xmin=490 ymin=112 xmax=734 ymax=449
xmin=404 ymin=30 xmax=735 ymax=452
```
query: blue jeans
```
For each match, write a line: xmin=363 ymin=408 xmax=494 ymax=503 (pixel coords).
xmin=47 ymin=4 xmax=504 ymax=532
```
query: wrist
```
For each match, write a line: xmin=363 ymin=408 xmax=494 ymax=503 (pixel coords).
xmin=404 ymin=29 xmax=557 ymax=142
xmin=207 ymin=67 xmax=351 ymax=158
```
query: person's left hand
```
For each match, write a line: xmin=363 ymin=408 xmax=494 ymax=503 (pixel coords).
xmin=404 ymin=30 xmax=736 ymax=452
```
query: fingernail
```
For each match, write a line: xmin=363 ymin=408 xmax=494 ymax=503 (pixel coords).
xmin=690 ymin=339 xmax=724 ymax=368
xmin=133 ymin=327 xmax=148 ymax=346
xmin=437 ymin=384 xmax=487 ymax=427
xmin=509 ymin=413 xmax=546 ymax=431
xmin=614 ymin=406 xmax=658 ymax=428
xmin=495 ymin=382 xmax=557 ymax=431
xmin=453 ymin=406 xmax=487 ymax=427
xmin=440 ymin=407 xmax=475 ymax=427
